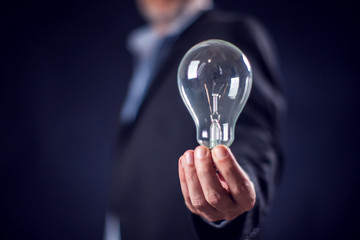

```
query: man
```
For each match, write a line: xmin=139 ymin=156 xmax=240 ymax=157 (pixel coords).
xmin=105 ymin=0 xmax=285 ymax=239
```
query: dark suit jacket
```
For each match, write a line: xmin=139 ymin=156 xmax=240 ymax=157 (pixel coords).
xmin=110 ymin=10 xmax=285 ymax=240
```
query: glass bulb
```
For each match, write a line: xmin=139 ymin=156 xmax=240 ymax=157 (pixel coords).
xmin=177 ymin=39 xmax=252 ymax=148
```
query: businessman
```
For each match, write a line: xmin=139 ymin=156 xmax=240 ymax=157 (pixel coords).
xmin=106 ymin=0 xmax=285 ymax=239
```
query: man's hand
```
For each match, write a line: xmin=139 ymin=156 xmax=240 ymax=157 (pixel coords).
xmin=178 ymin=145 xmax=256 ymax=222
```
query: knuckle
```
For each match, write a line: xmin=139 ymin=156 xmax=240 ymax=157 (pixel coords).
xmin=205 ymin=193 xmax=222 ymax=207
xmin=196 ymin=164 xmax=212 ymax=174
xmin=232 ymin=185 xmax=242 ymax=196
xmin=234 ymin=180 xmax=253 ymax=196
xmin=213 ymin=154 xmax=229 ymax=166
xmin=241 ymin=181 xmax=252 ymax=194
xmin=191 ymin=198 xmax=207 ymax=209
xmin=184 ymin=163 xmax=196 ymax=175
xmin=185 ymin=201 xmax=197 ymax=213
xmin=194 ymin=158 xmax=213 ymax=174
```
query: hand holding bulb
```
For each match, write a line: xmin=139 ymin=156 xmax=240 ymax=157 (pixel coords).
xmin=178 ymin=145 xmax=256 ymax=222
xmin=177 ymin=40 xmax=255 ymax=222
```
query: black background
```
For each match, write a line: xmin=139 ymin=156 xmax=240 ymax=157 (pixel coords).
xmin=1 ymin=0 xmax=359 ymax=239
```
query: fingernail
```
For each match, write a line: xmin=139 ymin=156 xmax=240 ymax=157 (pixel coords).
xmin=213 ymin=146 xmax=228 ymax=158
xmin=185 ymin=152 xmax=194 ymax=165
xmin=195 ymin=146 xmax=206 ymax=159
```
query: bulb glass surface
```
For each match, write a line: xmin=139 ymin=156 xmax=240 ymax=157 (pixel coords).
xmin=177 ymin=39 xmax=252 ymax=148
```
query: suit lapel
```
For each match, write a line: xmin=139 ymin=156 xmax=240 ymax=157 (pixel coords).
xmin=133 ymin=11 xmax=212 ymax=126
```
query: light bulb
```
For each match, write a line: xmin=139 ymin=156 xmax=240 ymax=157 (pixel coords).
xmin=177 ymin=39 xmax=252 ymax=149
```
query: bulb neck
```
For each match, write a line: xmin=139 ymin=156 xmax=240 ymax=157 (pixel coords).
xmin=209 ymin=93 xmax=222 ymax=148
xmin=209 ymin=119 xmax=221 ymax=149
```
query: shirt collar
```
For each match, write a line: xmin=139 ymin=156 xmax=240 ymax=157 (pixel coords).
xmin=127 ymin=4 xmax=213 ymax=59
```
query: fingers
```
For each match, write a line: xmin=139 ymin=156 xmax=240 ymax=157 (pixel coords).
xmin=194 ymin=146 xmax=235 ymax=211
xmin=178 ymin=155 xmax=197 ymax=213
xmin=212 ymin=145 xmax=256 ymax=212
xmin=178 ymin=145 xmax=256 ymax=222
xmin=182 ymin=150 xmax=219 ymax=220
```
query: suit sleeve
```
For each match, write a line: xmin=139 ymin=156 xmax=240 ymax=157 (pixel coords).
xmin=192 ymin=16 xmax=286 ymax=240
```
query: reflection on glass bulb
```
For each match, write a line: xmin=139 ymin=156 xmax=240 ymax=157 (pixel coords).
xmin=177 ymin=39 xmax=252 ymax=148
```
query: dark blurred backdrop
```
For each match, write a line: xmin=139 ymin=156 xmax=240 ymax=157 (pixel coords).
xmin=1 ymin=0 xmax=359 ymax=239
